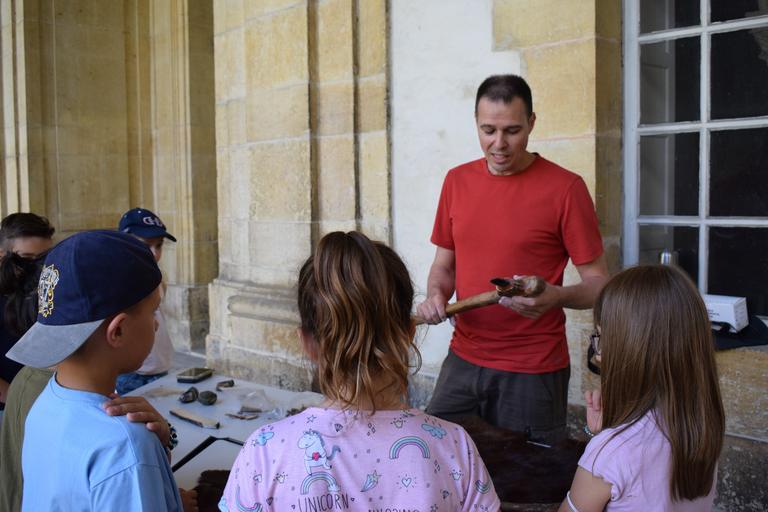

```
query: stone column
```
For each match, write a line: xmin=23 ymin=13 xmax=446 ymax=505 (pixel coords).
xmin=148 ymin=0 xmax=217 ymax=353
xmin=208 ymin=0 xmax=390 ymax=389
xmin=492 ymin=0 xmax=623 ymax=402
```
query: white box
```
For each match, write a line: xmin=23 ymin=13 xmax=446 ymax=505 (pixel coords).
xmin=703 ymin=295 xmax=749 ymax=333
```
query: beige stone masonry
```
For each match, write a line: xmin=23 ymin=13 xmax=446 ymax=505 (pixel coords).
xmin=208 ymin=0 xmax=391 ymax=387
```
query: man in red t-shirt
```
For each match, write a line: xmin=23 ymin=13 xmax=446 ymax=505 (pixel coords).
xmin=416 ymin=75 xmax=608 ymax=443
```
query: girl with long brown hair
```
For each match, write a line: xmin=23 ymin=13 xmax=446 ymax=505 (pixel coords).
xmin=220 ymin=231 xmax=500 ymax=511
xmin=560 ymin=265 xmax=725 ymax=511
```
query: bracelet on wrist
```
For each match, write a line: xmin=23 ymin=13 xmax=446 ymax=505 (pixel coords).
xmin=166 ymin=423 xmax=179 ymax=451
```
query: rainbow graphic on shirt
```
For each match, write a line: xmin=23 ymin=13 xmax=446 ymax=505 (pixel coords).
xmin=235 ymin=485 xmax=263 ymax=511
xmin=475 ymin=479 xmax=491 ymax=494
xmin=300 ymin=471 xmax=341 ymax=495
xmin=389 ymin=436 xmax=431 ymax=459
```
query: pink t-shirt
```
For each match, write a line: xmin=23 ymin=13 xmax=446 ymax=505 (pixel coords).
xmin=219 ymin=407 xmax=500 ymax=512
xmin=578 ymin=411 xmax=716 ymax=511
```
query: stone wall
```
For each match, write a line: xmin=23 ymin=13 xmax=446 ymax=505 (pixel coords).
xmin=0 ymin=0 xmax=216 ymax=353
xmin=207 ymin=0 xmax=390 ymax=387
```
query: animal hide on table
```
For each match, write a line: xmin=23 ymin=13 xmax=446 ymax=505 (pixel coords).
xmin=454 ymin=416 xmax=586 ymax=507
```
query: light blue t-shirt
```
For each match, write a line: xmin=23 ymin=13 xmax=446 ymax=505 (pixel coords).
xmin=21 ymin=375 xmax=183 ymax=511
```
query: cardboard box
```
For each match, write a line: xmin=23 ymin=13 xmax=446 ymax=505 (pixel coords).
xmin=703 ymin=294 xmax=748 ymax=333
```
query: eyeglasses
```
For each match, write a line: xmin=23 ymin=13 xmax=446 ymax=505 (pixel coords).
xmin=589 ymin=329 xmax=601 ymax=355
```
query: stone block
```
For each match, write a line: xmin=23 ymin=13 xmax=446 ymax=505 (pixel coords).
xmin=215 ymin=103 xmax=229 ymax=149
xmin=596 ymin=38 xmax=621 ymax=134
xmin=246 ymin=84 xmax=309 ymax=142
xmin=316 ymin=134 xmax=356 ymax=222
xmin=596 ymin=0 xmax=621 ymax=41
xmin=227 ymin=98 xmax=247 ymax=145
xmin=245 ymin=7 xmax=309 ymax=89
xmin=245 ymin=0 xmax=305 ymax=20
xmin=355 ymin=75 xmax=387 ymax=133
xmin=310 ymin=80 xmax=354 ymax=136
xmin=355 ymin=0 xmax=386 ymax=77
xmin=716 ymin=346 xmax=768 ymax=439
xmin=228 ymin=145 xmax=251 ymax=212
xmin=210 ymin=342 xmax=313 ymax=392
xmin=524 ymin=39 xmax=597 ymax=139
xmin=311 ymin=0 xmax=353 ymax=83
xmin=493 ymin=0 xmax=594 ymax=50
xmin=214 ymin=28 xmax=245 ymax=102
xmin=358 ymin=130 xmax=389 ymax=223
xmin=248 ymin=139 xmax=312 ymax=221
xmin=247 ymin=220 xmax=312 ymax=286
xmin=715 ymin=433 xmax=768 ymax=511
xmin=595 ymin=134 xmax=623 ymax=238
xmin=527 ymin=136 xmax=597 ymax=193
xmin=213 ymin=0 xmax=244 ymax=34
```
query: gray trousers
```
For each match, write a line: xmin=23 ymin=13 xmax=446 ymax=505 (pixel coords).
xmin=426 ymin=350 xmax=570 ymax=444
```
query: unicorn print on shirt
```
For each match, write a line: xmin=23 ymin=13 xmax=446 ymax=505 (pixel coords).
xmin=298 ymin=430 xmax=341 ymax=474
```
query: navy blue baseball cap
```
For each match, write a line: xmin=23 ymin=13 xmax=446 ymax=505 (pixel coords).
xmin=6 ymin=230 xmax=162 ymax=368
xmin=118 ymin=207 xmax=176 ymax=242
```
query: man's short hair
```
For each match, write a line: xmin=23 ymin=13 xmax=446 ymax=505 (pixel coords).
xmin=475 ymin=74 xmax=533 ymax=117
xmin=0 ymin=213 xmax=55 ymax=251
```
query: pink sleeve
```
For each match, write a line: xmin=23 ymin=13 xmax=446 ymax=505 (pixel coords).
xmin=460 ymin=431 xmax=501 ymax=511
xmin=219 ymin=439 xmax=263 ymax=512
xmin=560 ymin=177 xmax=604 ymax=266
xmin=577 ymin=432 xmax=626 ymax=502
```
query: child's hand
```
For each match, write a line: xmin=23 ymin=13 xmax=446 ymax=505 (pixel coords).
xmin=103 ymin=395 xmax=171 ymax=447
xmin=180 ymin=488 xmax=198 ymax=512
xmin=584 ymin=388 xmax=603 ymax=434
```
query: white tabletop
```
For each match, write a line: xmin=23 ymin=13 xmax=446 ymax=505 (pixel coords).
xmin=129 ymin=370 xmax=324 ymax=489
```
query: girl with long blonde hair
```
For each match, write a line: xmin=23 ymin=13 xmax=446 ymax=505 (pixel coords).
xmin=560 ymin=265 xmax=725 ymax=511
xmin=220 ymin=231 xmax=500 ymax=511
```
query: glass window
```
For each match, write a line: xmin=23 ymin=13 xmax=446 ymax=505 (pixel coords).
xmin=709 ymin=227 xmax=768 ymax=315
xmin=641 ymin=37 xmax=700 ymax=124
xmin=641 ymin=0 xmax=700 ymax=33
xmin=711 ymin=28 xmax=768 ymax=120
xmin=639 ymin=225 xmax=699 ymax=281
xmin=710 ymin=127 xmax=768 ymax=217
xmin=640 ymin=133 xmax=699 ymax=216
xmin=711 ymin=0 xmax=768 ymax=23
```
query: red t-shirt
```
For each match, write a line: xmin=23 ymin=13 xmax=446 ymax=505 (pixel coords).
xmin=431 ymin=156 xmax=604 ymax=373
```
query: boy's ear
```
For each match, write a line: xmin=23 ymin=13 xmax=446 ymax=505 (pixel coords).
xmin=299 ymin=328 xmax=319 ymax=363
xmin=104 ymin=313 xmax=130 ymax=348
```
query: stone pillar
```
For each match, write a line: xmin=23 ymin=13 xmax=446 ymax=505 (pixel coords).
xmin=208 ymin=0 xmax=390 ymax=389
xmin=492 ymin=0 xmax=623 ymax=403
xmin=0 ymin=0 xmax=152 ymax=233
xmin=149 ymin=0 xmax=217 ymax=353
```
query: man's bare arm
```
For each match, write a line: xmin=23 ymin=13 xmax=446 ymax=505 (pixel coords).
xmin=415 ymin=247 xmax=456 ymax=324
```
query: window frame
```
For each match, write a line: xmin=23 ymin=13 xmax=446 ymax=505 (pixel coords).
xmin=623 ymin=0 xmax=768 ymax=294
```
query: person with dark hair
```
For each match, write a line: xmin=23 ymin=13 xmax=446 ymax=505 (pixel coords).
xmin=5 ymin=231 xmax=187 ymax=510
xmin=219 ymin=231 xmax=500 ymax=511
xmin=0 ymin=254 xmax=45 ymax=411
xmin=115 ymin=207 xmax=178 ymax=395
xmin=559 ymin=265 xmax=724 ymax=511
xmin=416 ymin=74 xmax=609 ymax=443
xmin=0 ymin=212 xmax=55 ymax=259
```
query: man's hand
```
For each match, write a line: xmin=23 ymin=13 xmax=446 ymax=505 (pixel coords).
xmin=499 ymin=277 xmax=562 ymax=319
xmin=180 ymin=488 xmax=199 ymax=512
xmin=415 ymin=294 xmax=449 ymax=325
xmin=585 ymin=388 xmax=602 ymax=433
xmin=103 ymin=395 xmax=171 ymax=447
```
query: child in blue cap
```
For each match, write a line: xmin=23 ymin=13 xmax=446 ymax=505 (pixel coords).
xmin=115 ymin=207 xmax=177 ymax=394
xmin=6 ymin=230 xmax=185 ymax=510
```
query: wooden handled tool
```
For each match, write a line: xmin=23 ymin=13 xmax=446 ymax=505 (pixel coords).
xmin=413 ymin=276 xmax=546 ymax=326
